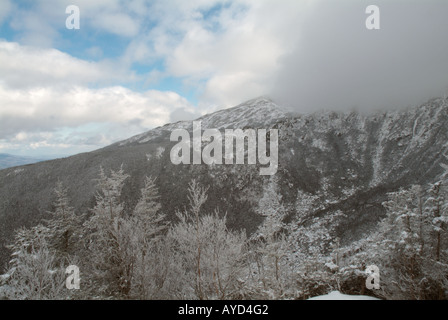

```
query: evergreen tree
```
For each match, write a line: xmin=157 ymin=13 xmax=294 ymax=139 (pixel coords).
xmin=46 ymin=181 xmax=82 ymax=263
xmin=83 ymin=166 xmax=131 ymax=297
xmin=132 ymin=176 xmax=166 ymax=243
xmin=128 ymin=176 xmax=169 ymax=299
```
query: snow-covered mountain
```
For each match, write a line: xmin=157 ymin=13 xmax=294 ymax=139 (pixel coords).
xmin=0 ymin=96 xmax=447 ymax=272
xmin=116 ymin=97 xmax=291 ymax=146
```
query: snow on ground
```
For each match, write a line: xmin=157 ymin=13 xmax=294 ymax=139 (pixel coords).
xmin=307 ymin=291 xmax=380 ymax=300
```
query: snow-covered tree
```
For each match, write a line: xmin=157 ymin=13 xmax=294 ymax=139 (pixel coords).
xmin=426 ymin=154 xmax=448 ymax=263
xmin=6 ymin=227 xmax=66 ymax=300
xmin=128 ymin=176 xmax=169 ymax=299
xmin=422 ymin=160 xmax=448 ymax=298
xmin=336 ymin=235 xmax=376 ymax=296
xmin=425 ymin=182 xmax=445 ymax=261
xmin=7 ymin=224 xmax=50 ymax=259
xmin=248 ymin=176 xmax=295 ymax=299
xmin=286 ymin=187 xmax=345 ymax=298
xmin=46 ymin=181 xmax=83 ymax=263
xmin=289 ymin=211 xmax=344 ymax=298
xmin=356 ymin=183 xmax=448 ymax=299
xmin=168 ymin=180 xmax=247 ymax=300
xmin=83 ymin=166 xmax=131 ymax=297
xmin=367 ymin=186 xmax=426 ymax=299
xmin=132 ymin=177 xmax=166 ymax=243
xmin=3 ymin=183 xmax=83 ymax=300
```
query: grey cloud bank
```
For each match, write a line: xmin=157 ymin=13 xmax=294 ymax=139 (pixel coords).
xmin=271 ymin=0 xmax=448 ymax=113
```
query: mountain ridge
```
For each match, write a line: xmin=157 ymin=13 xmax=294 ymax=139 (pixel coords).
xmin=114 ymin=96 xmax=291 ymax=147
xmin=0 ymin=96 xmax=447 ymax=272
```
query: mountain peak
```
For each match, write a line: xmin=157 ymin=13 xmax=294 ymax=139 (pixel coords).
xmin=118 ymin=96 xmax=289 ymax=146
xmin=238 ymin=95 xmax=274 ymax=105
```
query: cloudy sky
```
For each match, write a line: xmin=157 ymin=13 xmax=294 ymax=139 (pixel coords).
xmin=1 ymin=0 xmax=448 ymax=158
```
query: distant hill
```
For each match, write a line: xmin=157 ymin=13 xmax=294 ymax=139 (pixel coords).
xmin=0 ymin=153 xmax=46 ymax=170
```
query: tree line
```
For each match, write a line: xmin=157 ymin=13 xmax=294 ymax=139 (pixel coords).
xmin=1 ymin=161 xmax=447 ymax=300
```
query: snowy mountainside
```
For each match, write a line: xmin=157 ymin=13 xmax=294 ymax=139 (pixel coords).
xmin=277 ymin=97 xmax=448 ymax=191
xmin=117 ymin=97 xmax=291 ymax=146
xmin=0 ymin=96 xmax=447 ymax=273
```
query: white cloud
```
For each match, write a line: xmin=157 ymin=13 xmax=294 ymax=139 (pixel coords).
xmin=0 ymin=85 xmax=191 ymax=137
xmin=4 ymin=1 xmax=311 ymax=109
xmin=0 ymin=41 xmax=133 ymax=89
xmin=0 ymin=40 xmax=193 ymax=156
xmin=0 ymin=84 xmax=193 ymax=156
xmin=92 ymin=12 xmax=140 ymax=37
xmin=122 ymin=0 xmax=311 ymax=108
